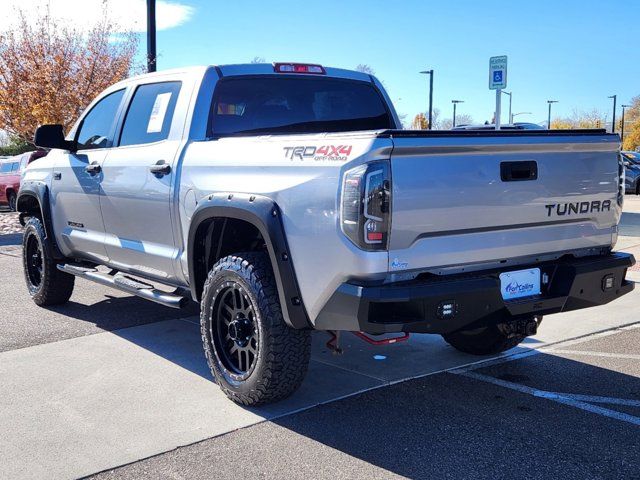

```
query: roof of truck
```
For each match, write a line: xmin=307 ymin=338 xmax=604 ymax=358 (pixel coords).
xmin=112 ymin=63 xmax=372 ymax=90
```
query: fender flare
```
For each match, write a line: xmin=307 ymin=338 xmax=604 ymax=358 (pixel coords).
xmin=17 ymin=181 xmax=65 ymax=259
xmin=187 ymin=193 xmax=311 ymax=329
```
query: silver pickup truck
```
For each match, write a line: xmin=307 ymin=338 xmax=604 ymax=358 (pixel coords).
xmin=20 ymin=63 xmax=634 ymax=405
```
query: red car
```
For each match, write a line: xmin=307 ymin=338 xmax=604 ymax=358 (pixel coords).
xmin=0 ymin=150 xmax=47 ymax=211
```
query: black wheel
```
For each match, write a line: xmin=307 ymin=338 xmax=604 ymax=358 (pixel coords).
xmin=442 ymin=316 xmax=542 ymax=355
xmin=636 ymin=182 xmax=640 ymax=196
xmin=200 ymin=252 xmax=311 ymax=406
xmin=22 ymin=217 xmax=75 ymax=306
xmin=8 ymin=192 xmax=17 ymax=212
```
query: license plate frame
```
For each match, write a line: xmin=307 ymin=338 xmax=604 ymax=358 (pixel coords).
xmin=499 ymin=268 xmax=541 ymax=300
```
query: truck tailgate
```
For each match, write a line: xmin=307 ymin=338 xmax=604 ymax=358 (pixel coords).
xmin=386 ymin=131 xmax=622 ymax=273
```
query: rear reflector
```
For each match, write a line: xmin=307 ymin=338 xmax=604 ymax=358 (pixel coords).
xmin=274 ymin=63 xmax=326 ymax=74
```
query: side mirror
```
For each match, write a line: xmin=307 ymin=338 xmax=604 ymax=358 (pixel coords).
xmin=623 ymin=161 xmax=631 ymax=168
xmin=33 ymin=124 xmax=75 ymax=152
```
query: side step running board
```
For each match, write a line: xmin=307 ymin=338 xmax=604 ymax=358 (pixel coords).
xmin=57 ymin=264 xmax=190 ymax=309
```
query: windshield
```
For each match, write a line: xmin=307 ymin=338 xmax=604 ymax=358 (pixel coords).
xmin=623 ymin=152 xmax=640 ymax=164
xmin=209 ymin=76 xmax=393 ymax=137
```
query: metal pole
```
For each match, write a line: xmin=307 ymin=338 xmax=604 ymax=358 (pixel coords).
xmin=428 ymin=70 xmax=434 ymax=130
xmin=453 ymin=102 xmax=457 ymax=128
xmin=495 ymin=89 xmax=501 ymax=130
xmin=609 ymin=95 xmax=617 ymax=134
xmin=621 ymin=104 xmax=630 ymax=145
xmin=509 ymin=94 xmax=512 ymax=124
xmin=547 ymin=100 xmax=558 ymax=129
xmin=612 ymin=95 xmax=617 ymax=134
xmin=146 ymin=0 xmax=157 ymax=73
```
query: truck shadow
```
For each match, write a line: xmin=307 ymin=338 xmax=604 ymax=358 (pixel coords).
xmin=266 ymin=346 xmax=640 ymax=479
xmin=620 ymin=211 xmax=640 ymax=237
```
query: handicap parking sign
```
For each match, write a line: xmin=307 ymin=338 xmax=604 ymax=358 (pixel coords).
xmin=489 ymin=55 xmax=507 ymax=89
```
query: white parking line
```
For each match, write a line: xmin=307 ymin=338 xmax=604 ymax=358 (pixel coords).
xmin=558 ymin=393 xmax=640 ymax=407
xmin=545 ymin=350 xmax=640 ymax=360
xmin=457 ymin=370 xmax=640 ymax=426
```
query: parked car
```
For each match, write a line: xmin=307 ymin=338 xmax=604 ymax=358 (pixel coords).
xmin=20 ymin=63 xmax=634 ymax=405
xmin=0 ymin=151 xmax=47 ymax=211
xmin=452 ymin=122 xmax=545 ymax=130
xmin=623 ymin=151 xmax=640 ymax=194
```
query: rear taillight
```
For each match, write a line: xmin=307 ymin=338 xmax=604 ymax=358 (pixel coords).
xmin=340 ymin=162 xmax=391 ymax=251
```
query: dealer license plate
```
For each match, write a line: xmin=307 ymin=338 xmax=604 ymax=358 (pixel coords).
xmin=499 ymin=268 xmax=541 ymax=300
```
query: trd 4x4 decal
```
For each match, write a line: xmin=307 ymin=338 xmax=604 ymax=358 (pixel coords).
xmin=283 ymin=145 xmax=353 ymax=161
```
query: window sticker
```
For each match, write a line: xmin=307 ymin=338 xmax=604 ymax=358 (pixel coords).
xmin=147 ymin=92 xmax=172 ymax=133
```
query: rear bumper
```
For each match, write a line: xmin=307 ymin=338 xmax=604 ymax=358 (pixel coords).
xmin=314 ymin=253 xmax=635 ymax=334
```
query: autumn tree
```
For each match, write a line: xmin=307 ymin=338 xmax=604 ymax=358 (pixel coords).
xmin=551 ymin=108 xmax=608 ymax=130
xmin=622 ymin=96 xmax=640 ymax=151
xmin=0 ymin=7 xmax=138 ymax=145
xmin=411 ymin=113 xmax=428 ymax=130
xmin=550 ymin=119 xmax=574 ymax=130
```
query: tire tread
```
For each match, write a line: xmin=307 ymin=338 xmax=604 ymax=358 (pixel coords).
xmin=200 ymin=252 xmax=310 ymax=406
xmin=22 ymin=217 xmax=75 ymax=306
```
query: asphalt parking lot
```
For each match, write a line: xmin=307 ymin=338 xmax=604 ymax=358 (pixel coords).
xmin=90 ymin=326 xmax=640 ymax=480
xmin=1 ymin=199 xmax=639 ymax=479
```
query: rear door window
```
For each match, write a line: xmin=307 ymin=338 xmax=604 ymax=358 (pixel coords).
xmin=209 ymin=76 xmax=393 ymax=137
xmin=0 ymin=162 xmax=10 ymax=174
xmin=119 ymin=81 xmax=182 ymax=147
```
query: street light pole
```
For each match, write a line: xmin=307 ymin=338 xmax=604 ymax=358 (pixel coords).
xmin=419 ymin=70 xmax=434 ymax=129
xmin=501 ymin=91 xmax=512 ymax=123
xmin=621 ymin=104 xmax=631 ymax=144
xmin=146 ymin=0 xmax=157 ymax=73
xmin=608 ymin=95 xmax=617 ymax=134
xmin=451 ymin=100 xmax=464 ymax=128
xmin=547 ymin=100 xmax=558 ymax=129
xmin=511 ymin=112 xmax=532 ymax=122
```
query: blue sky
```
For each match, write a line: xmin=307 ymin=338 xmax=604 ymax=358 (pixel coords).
xmin=6 ymin=0 xmax=634 ymax=126
xmin=146 ymin=0 xmax=638 ymax=126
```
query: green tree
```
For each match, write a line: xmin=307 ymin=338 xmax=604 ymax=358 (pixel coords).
xmin=0 ymin=134 xmax=32 ymax=156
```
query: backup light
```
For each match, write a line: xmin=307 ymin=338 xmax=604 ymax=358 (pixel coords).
xmin=340 ymin=162 xmax=391 ymax=251
xmin=273 ymin=63 xmax=326 ymax=74
xmin=602 ymin=274 xmax=615 ymax=291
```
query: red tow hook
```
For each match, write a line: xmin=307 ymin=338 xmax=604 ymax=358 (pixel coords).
xmin=352 ymin=331 xmax=410 ymax=346
xmin=326 ymin=331 xmax=410 ymax=354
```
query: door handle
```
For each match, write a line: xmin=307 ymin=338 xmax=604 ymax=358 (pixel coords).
xmin=500 ymin=161 xmax=538 ymax=182
xmin=85 ymin=162 xmax=102 ymax=175
xmin=149 ymin=161 xmax=171 ymax=177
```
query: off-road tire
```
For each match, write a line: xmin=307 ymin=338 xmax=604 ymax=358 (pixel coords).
xmin=22 ymin=217 xmax=75 ymax=306
xmin=200 ymin=252 xmax=311 ymax=406
xmin=442 ymin=317 xmax=541 ymax=355
xmin=8 ymin=192 xmax=17 ymax=211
